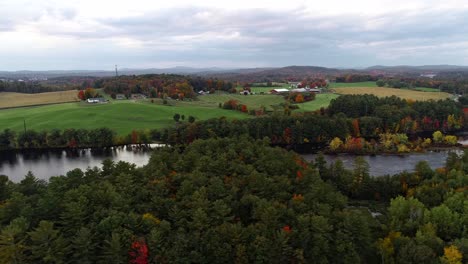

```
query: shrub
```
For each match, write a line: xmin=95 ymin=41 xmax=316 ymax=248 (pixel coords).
xmin=433 ymin=131 xmax=444 ymax=143
xmin=444 ymin=135 xmax=458 ymax=145
xmin=329 ymin=137 xmax=344 ymax=151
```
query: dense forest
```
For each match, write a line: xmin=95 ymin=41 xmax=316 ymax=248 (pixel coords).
xmin=0 ymin=137 xmax=466 ymax=263
xmin=161 ymin=96 xmax=464 ymax=148
xmin=100 ymin=75 xmax=235 ymax=100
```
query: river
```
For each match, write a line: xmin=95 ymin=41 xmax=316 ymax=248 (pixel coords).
xmin=0 ymin=145 xmax=157 ymax=182
xmin=302 ymin=150 xmax=463 ymax=176
xmin=0 ymin=145 xmax=465 ymax=182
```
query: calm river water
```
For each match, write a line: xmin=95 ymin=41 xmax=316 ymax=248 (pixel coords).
xmin=302 ymin=150 xmax=463 ymax=176
xmin=0 ymin=145 xmax=465 ymax=182
xmin=0 ymin=145 xmax=157 ymax=182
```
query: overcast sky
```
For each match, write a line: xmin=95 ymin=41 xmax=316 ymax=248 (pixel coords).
xmin=2 ymin=0 xmax=468 ymax=70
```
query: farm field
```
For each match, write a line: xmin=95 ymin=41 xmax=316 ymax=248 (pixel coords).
xmin=333 ymin=87 xmax=451 ymax=101
xmin=295 ymin=94 xmax=340 ymax=112
xmin=412 ymin=87 xmax=441 ymax=92
xmin=0 ymin=100 xmax=248 ymax=135
xmin=329 ymin=81 xmax=377 ymax=88
xmin=0 ymin=90 xmax=79 ymax=108
xmin=196 ymin=93 xmax=285 ymax=110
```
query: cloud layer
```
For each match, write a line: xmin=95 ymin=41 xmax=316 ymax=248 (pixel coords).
xmin=1 ymin=0 xmax=468 ymax=70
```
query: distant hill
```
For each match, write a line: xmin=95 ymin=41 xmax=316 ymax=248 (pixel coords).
xmin=200 ymin=66 xmax=358 ymax=82
xmin=3 ymin=64 xmax=468 ymax=81
xmin=366 ymin=65 xmax=468 ymax=72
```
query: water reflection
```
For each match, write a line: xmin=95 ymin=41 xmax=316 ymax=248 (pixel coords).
xmin=302 ymin=149 xmax=463 ymax=176
xmin=0 ymin=144 xmax=162 ymax=182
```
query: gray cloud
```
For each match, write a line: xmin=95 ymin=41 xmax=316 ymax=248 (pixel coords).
xmin=3 ymin=4 xmax=468 ymax=69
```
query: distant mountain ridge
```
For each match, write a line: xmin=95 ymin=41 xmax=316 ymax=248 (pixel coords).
xmin=2 ymin=64 xmax=468 ymax=80
xmin=365 ymin=65 xmax=468 ymax=71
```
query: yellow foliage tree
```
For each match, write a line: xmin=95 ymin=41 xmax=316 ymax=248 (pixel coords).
xmin=433 ymin=131 xmax=444 ymax=143
xmin=444 ymin=135 xmax=458 ymax=145
xmin=440 ymin=245 xmax=462 ymax=264
xmin=377 ymin=231 xmax=402 ymax=263
xmin=329 ymin=137 xmax=343 ymax=151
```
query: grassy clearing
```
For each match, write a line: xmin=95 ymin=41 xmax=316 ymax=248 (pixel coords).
xmin=196 ymin=93 xmax=285 ymax=110
xmin=0 ymin=90 xmax=79 ymax=109
xmin=333 ymin=87 xmax=451 ymax=101
xmin=412 ymin=87 xmax=441 ymax=92
xmin=295 ymin=94 xmax=340 ymax=112
xmin=0 ymin=100 xmax=248 ymax=135
xmin=329 ymin=82 xmax=377 ymax=88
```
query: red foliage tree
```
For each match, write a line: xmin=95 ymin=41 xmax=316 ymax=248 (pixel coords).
xmin=240 ymin=104 xmax=248 ymax=113
xmin=77 ymin=90 xmax=85 ymax=100
xmin=68 ymin=138 xmax=77 ymax=148
xmin=352 ymin=119 xmax=360 ymax=137
xmin=129 ymin=238 xmax=149 ymax=264
xmin=296 ymin=170 xmax=303 ymax=180
xmin=283 ymin=127 xmax=292 ymax=144
xmin=131 ymin=130 xmax=139 ymax=144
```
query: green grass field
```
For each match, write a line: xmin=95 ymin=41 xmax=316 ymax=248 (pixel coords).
xmin=412 ymin=87 xmax=441 ymax=92
xmin=329 ymin=81 xmax=377 ymax=88
xmin=0 ymin=100 xmax=248 ymax=135
xmin=196 ymin=93 xmax=285 ymax=110
xmin=0 ymin=89 xmax=339 ymax=136
xmin=295 ymin=94 xmax=340 ymax=112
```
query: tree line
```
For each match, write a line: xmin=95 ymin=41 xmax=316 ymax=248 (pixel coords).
xmin=0 ymin=80 xmax=79 ymax=94
xmin=159 ymin=95 xmax=464 ymax=149
xmin=100 ymin=74 xmax=235 ymax=100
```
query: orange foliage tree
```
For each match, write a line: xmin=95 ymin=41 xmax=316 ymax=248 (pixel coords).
xmin=295 ymin=93 xmax=304 ymax=103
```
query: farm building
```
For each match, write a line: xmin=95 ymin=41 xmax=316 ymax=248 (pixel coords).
xmin=291 ymin=88 xmax=322 ymax=93
xmin=87 ymin=97 xmax=107 ymax=103
xmin=288 ymin=82 xmax=301 ymax=89
xmin=131 ymin=94 xmax=147 ymax=100
xmin=291 ymin=88 xmax=308 ymax=93
xmin=270 ymin=88 xmax=290 ymax=94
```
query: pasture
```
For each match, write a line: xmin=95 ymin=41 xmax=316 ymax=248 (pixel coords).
xmin=0 ymin=90 xmax=79 ymax=109
xmin=333 ymin=87 xmax=451 ymax=101
xmin=412 ymin=87 xmax=441 ymax=92
xmin=329 ymin=81 xmax=377 ymax=88
xmin=196 ymin=93 xmax=285 ymax=110
xmin=0 ymin=100 xmax=248 ymax=135
xmin=295 ymin=94 xmax=340 ymax=112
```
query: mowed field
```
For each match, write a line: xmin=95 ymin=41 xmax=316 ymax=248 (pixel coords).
xmin=295 ymin=94 xmax=340 ymax=112
xmin=333 ymin=87 xmax=451 ymax=101
xmin=0 ymin=90 xmax=79 ymax=109
xmin=329 ymin=81 xmax=377 ymax=88
xmin=0 ymin=100 xmax=248 ymax=135
xmin=196 ymin=93 xmax=285 ymax=110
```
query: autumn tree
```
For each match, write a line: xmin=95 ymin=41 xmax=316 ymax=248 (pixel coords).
xmin=440 ymin=245 xmax=463 ymax=264
xmin=77 ymin=90 xmax=85 ymax=100
xmin=295 ymin=93 xmax=304 ymax=103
